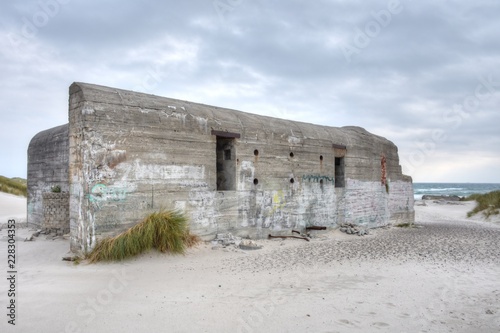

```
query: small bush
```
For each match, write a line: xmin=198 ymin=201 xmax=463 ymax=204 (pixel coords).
xmin=465 ymin=191 xmax=500 ymax=219
xmin=88 ymin=210 xmax=200 ymax=263
xmin=51 ymin=185 xmax=61 ymax=193
xmin=461 ymin=193 xmax=481 ymax=202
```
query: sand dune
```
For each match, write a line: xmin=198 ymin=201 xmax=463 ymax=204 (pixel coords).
xmin=0 ymin=192 xmax=26 ymax=222
xmin=0 ymin=200 xmax=499 ymax=333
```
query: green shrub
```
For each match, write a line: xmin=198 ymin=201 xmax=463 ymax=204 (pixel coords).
xmin=461 ymin=193 xmax=481 ymax=201
xmin=88 ymin=210 xmax=200 ymax=263
xmin=51 ymin=185 xmax=61 ymax=193
xmin=465 ymin=191 xmax=500 ymax=219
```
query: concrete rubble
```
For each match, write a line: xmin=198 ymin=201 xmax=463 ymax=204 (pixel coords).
xmin=211 ymin=233 xmax=263 ymax=250
xmin=339 ymin=223 xmax=370 ymax=236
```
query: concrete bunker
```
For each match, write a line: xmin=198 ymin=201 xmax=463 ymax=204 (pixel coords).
xmin=27 ymin=82 xmax=415 ymax=253
xmin=27 ymin=124 xmax=69 ymax=233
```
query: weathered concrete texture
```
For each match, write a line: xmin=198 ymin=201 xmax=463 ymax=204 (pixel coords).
xmin=27 ymin=124 xmax=69 ymax=228
xmin=42 ymin=192 xmax=70 ymax=234
xmin=62 ymin=82 xmax=414 ymax=253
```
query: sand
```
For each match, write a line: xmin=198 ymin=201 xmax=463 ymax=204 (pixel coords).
xmin=0 ymin=195 xmax=499 ymax=333
xmin=0 ymin=192 xmax=27 ymax=222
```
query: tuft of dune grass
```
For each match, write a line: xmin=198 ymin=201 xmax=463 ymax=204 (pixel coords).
xmin=463 ymin=190 xmax=500 ymax=219
xmin=0 ymin=176 xmax=27 ymax=197
xmin=88 ymin=210 xmax=200 ymax=263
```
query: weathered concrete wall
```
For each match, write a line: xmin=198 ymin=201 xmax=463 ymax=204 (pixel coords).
xmin=66 ymin=82 xmax=414 ymax=253
xmin=27 ymin=124 xmax=69 ymax=228
xmin=42 ymin=192 xmax=70 ymax=234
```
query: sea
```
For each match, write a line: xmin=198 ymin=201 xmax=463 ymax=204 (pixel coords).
xmin=413 ymin=183 xmax=500 ymax=200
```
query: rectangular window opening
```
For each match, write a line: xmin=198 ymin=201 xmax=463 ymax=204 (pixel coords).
xmin=335 ymin=157 xmax=345 ymax=188
xmin=216 ymin=137 xmax=236 ymax=191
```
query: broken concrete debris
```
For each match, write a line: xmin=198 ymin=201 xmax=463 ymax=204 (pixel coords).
xmin=238 ymin=240 xmax=263 ymax=250
xmin=211 ymin=233 xmax=263 ymax=251
xmin=339 ymin=223 xmax=370 ymax=236
xmin=212 ymin=233 xmax=242 ymax=247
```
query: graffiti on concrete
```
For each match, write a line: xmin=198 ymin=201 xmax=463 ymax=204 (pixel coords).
xmin=95 ymin=214 xmax=120 ymax=231
xmin=302 ymin=175 xmax=334 ymax=184
xmin=188 ymin=190 xmax=216 ymax=227
xmin=88 ymin=184 xmax=128 ymax=204
xmin=271 ymin=190 xmax=286 ymax=214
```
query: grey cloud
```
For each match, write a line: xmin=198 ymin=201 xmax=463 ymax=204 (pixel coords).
xmin=0 ymin=0 xmax=499 ymax=181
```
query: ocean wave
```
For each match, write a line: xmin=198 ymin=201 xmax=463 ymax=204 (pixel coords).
xmin=414 ymin=187 xmax=464 ymax=193
xmin=413 ymin=183 xmax=500 ymax=200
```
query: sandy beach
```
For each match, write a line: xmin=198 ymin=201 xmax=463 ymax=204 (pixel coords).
xmin=0 ymin=192 xmax=26 ymax=223
xmin=0 ymin=193 xmax=499 ymax=333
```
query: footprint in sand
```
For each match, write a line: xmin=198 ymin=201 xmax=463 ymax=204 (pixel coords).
xmin=336 ymin=319 xmax=359 ymax=328
xmin=398 ymin=312 xmax=411 ymax=318
xmin=371 ymin=322 xmax=390 ymax=328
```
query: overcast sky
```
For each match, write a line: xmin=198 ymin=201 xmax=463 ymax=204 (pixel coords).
xmin=1 ymin=0 xmax=499 ymax=183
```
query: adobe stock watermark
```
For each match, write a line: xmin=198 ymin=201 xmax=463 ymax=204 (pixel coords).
xmin=400 ymin=74 xmax=499 ymax=176
xmin=61 ymin=268 xmax=132 ymax=333
xmin=8 ymin=0 xmax=72 ymax=50
xmin=236 ymin=263 xmax=312 ymax=333
xmin=417 ymin=271 xmax=474 ymax=332
xmin=339 ymin=0 xmax=404 ymax=63
xmin=132 ymin=63 xmax=167 ymax=94
xmin=213 ymin=0 xmax=246 ymax=23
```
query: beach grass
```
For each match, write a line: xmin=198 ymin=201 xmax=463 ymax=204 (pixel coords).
xmin=0 ymin=176 xmax=27 ymax=197
xmin=463 ymin=190 xmax=500 ymax=219
xmin=87 ymin=210 xmax=200 ymax=263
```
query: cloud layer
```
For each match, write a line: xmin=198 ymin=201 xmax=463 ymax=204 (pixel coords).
xmin=1 ymin=0 xmax=499 ymax=182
